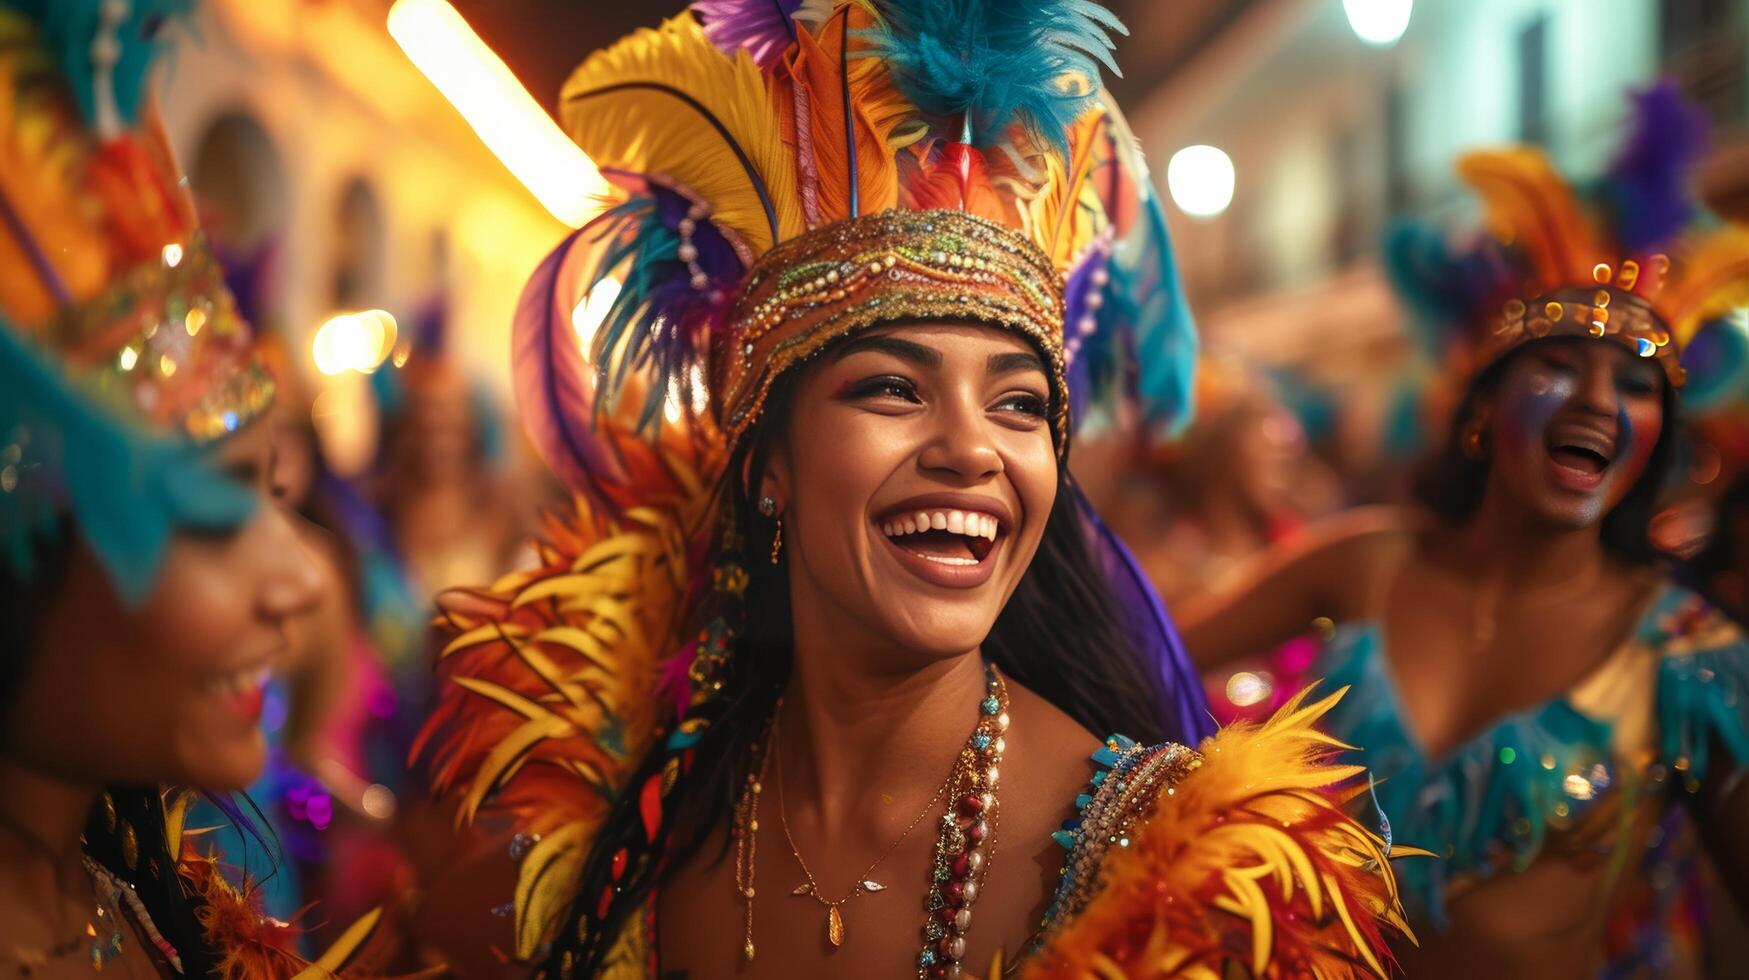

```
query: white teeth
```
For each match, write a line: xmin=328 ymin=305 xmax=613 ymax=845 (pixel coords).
xmin=209 ymin=665 xmax=271 ymax=697
xmin=921 ymin=554 xmax=979 ymax=566
xmin=881 ymin=509 xmax=1002 ymax=540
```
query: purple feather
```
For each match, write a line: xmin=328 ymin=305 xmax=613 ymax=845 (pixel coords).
xmin=1073 ymin=485 xmax=1215 ymax=744
xmin=1604 ymin=82 xmax=1710 ymax=253
xmin=510 ymin=225 xmax=630 ymax=504
xmin=695 ymin=0 xmax=802 ymax=69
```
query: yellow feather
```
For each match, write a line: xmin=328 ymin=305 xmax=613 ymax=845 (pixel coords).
xmin=513 ymin=822 xmax=594 ymax=961
xmin=1457 ymin=148 xmax=1603 ymax=289
xmin=559 ymin=14 xmax=803 ymax=253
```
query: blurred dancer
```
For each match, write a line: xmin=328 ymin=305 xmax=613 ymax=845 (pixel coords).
xmin=414 ymin=3 xmax=1412 ymax=978
xmin=0 ymin=2 xmax=382 ymax=973
xmin=1184 ymin=86 xmax=1749 ymax=977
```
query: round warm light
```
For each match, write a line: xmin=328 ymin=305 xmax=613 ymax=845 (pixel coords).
xmin=570 ymin=277 xmax=622 ymax=355
xmin=1343 ymin=0 xmax=1412 ymax=47
xmin=312 ymin=309 xmax=399 ymax=375
xmin=1166 ymin=145 xmax=1235 ymax=220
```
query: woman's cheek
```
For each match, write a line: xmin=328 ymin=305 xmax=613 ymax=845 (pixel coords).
xmin=1610 ymin=400 xmax=1662 ymax=500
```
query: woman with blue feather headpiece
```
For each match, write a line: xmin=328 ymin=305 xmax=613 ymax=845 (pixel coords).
xmin=411 ymin=1 xmax=1413 ymax=977
xmin=1183 ymin=84 xmax=1749 ymax=977
xmin=0 ymin=0 xmax=390 ymax=973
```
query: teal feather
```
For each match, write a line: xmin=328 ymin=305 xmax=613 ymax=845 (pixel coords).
xmin=0 ymin=0 xmax=194 ymax=127
xmin=0 ymin=321 xmax=255 ymax=606
xmin=861 ymin=0 xmax=1125 ymax=149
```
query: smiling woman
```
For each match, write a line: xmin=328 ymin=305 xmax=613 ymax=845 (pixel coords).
xmin=414 ymin=2 xmax=1412 ymax=978
xmin=1181 ymin=85 xmax=1749 ymax=978
xmin=0 ymin=3 xmax=384 ymax=976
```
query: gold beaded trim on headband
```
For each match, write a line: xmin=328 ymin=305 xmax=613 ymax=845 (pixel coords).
xmin=1481 ymin=257 xmax=1686 ymax=386
xmin=62 ymin=236 xmax=276 ymax=442
xmin=717 ymin=210 xmax=1068 ymax=451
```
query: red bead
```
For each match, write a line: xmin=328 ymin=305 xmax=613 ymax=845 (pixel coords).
xmin=610 ymin=847 xmax=629 ymax=881
xmin=954 ymin=794 xmax=985 ymax=820
xmin=950 ymin=854 xmax=970 ymax=878
xmin=942 ymin=880 xmax=966 ymax=907
xmin=964 ymin=820 xmax=987 ymax=846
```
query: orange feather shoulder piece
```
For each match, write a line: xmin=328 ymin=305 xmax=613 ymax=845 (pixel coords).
xmin=1018 ymin=688 xmax=1423 ymax=979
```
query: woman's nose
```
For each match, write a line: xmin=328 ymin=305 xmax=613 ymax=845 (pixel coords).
xmin=917 ymin=393 xmax=1003 ymax=484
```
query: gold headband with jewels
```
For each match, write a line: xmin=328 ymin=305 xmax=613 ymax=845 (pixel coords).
xmin=718 ymin=209 xmax=1068 ymax=451
xmin=1483 ymin=259 xmax=1685 ymax=387
xmin=63 ymin=236 xmax=275 ymax=442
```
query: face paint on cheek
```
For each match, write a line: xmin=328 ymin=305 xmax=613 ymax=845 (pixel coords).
xmin=1609 ymin=401 xmax=1660 ymax=500
xmin=1494 ymin=369 xmax=1575 ymax=465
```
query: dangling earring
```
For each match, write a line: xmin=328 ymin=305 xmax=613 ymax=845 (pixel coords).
xmin=1462 ymin=423 xmax=1487 ymax=460
xmin=758 ymin=496 xmax=783 ymax=564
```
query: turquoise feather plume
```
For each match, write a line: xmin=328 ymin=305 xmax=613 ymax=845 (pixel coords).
xmin=0 ymin=321 xmax=254 ymax=606
xmin=0 ymin=0 xmax=193 ymax=127
xmin=862 ymin=0 xmax=1126 ymax=149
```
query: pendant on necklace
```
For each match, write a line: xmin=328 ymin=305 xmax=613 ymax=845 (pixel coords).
xmin=87 ymin=904 xmax=124 ymax=971
xmin=827 ymin=905 xmax=845 ymax=946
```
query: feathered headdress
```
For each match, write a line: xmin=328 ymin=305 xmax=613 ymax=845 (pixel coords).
xmin=1385 ymin=83 xmax=1749 ymax=406
xmin=0 ymin=0 xmax=275 ymax=603
xmin=511 ymin=0 xmax=1195 ymax=516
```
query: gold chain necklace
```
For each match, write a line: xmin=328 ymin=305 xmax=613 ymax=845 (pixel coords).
xmin=731 ymin=664 xmax=1008 ymax=973
xmin=773 ymin=708 xmax=953 ymax=947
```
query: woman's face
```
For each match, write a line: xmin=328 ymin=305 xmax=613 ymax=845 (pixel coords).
xmin=1480 ymin=338 xmax=1666 ymax=529
xmin=767 ymin=323 xmax=1058 ymax=664
xmin=5 ymin=421 xmax=324 ymax=792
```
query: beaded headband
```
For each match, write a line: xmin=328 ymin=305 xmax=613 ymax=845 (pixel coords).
xmin=719 ymin=209 xmax=1068 ymax=449
xmin=57 ymin=235 xmax=276 ymax=442
xmin=1388 ymin=86 xmax=1748 ymax=403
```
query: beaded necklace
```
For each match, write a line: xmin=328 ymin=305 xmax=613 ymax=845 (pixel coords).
xmin=731 ymin=663 xmax=1009 ymax=977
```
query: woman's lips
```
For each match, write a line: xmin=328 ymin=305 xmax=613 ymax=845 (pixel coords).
xmin=206 ymin=665 xmax=272 ymax=723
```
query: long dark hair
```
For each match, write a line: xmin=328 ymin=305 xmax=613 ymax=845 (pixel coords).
xmin=544 ymin=346 xmax=1171 ymax=977
xmin=0 ymin=527 xmax=229 ymax=977
xmin=1412 ymin=338 xmax=1679 ymax=564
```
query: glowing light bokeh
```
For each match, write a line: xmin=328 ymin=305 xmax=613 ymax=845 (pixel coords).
xmin=1343 ymin=0 xmax=1413 ymax=47
xmin=312 ymin=309 xmax=399 ymax=375
xmin=1166 ymin=144 xmax=1236 ymax=220
xmin=388 ymin=0 xmax=608 ymax=227
xmin=570 ymin=277 xmax=623 ymax=355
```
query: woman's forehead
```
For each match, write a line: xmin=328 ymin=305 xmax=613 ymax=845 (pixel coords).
xmin=846 ymin=322 xmax=1044 ymax=357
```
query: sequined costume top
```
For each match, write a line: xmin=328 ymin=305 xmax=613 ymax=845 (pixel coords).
xmin=1311 ymin=579 xmax=1749 ymax=974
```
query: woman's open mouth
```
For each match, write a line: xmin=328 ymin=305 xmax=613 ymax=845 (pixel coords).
xmin=204 ymin=664 xmax=272 ymax=723
xmin=1544 ymin=425 xmax=1616 ymax=492
xmin=875 ymin=503 xmax=1008 ymax=588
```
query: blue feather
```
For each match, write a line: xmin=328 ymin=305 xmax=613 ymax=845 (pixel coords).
xmin=862 ymin=0 xmax=1125 ymax=149
xmin=0 ymin=320 xmax=255 ymax=606
xmin=1 ymin=0 xmax=194 ymax=127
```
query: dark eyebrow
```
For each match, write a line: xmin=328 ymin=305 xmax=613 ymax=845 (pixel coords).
xmin=987 ymin=350 xmax=1046 ymax=377
xmin=831 ymin=334 xmax=942 ymax=369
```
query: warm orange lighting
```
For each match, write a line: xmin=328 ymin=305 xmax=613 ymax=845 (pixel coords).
xmin=388 ymin=0 xmax=607 ymax=227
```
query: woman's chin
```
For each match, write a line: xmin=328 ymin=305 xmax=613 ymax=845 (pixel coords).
xmin=177 ymin=730 xmax=268 ymax=792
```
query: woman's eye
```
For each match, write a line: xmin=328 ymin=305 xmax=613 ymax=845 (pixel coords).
xmin=846 ymin=376 xmax=920 ymax=402
xmin=994 ymin=392 xmax=1050 ymax=418
xmin=1618 ymin=374 xmax=1659 ymax=397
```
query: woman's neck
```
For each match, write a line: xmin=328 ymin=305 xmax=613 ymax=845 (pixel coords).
xmin=1445 ymin=487 xmax=1612 ymax=592
xmin=0 ymin=755 xmax=99 ymax=899
xmin=777 ymin=637 xmax=988 ymax=834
